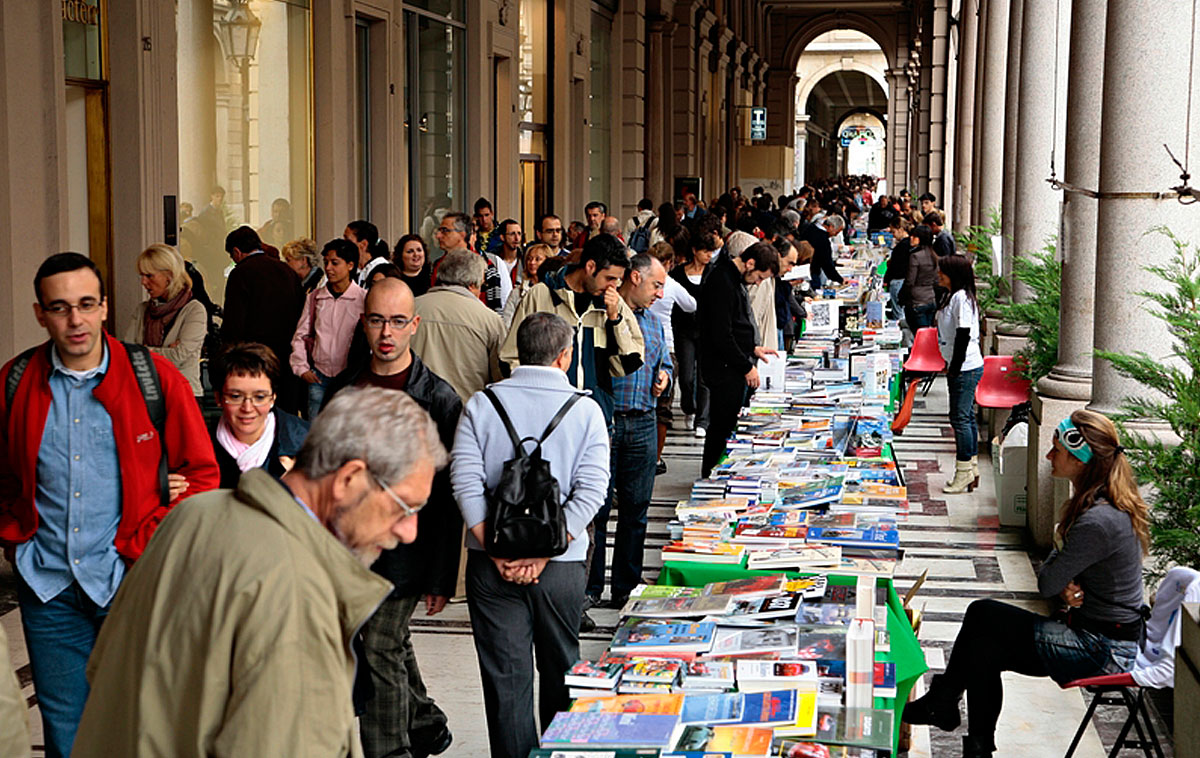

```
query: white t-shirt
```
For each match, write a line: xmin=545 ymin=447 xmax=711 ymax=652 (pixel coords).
xmin=650 ymin=275 xmax=697 ymax=352
xmin=936 ymin=290 xmax=984 ymax=371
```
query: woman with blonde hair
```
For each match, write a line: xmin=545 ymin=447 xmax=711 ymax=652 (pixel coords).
xmin=904 ymin=409 xmax=1150 ymax=758
xmin=125 ymin=243 xmax=208 ymax=398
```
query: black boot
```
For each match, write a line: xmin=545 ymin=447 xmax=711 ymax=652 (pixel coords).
xmin=902 ymin=674 xmax=962 ymax=731
xmin=961 ymin=735 xmax=994 ymax=757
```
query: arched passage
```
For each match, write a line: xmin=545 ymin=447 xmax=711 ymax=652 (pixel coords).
xmin=793 ymin=30 xmax=888 ymax=185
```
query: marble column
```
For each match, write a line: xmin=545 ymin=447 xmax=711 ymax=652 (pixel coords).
xmin=1026 ymin=0 xmax=1106 ymax=549
xmin=974 ymin=0 xmax=1008 ymax=227
xmin=1089 ymin=0 xmax=1200 ymax=417
xmin=954 ymin=0 xmax=980 ymax=231
xmin=888 ymin=69 xmax=910 ymax=190
xmin=917 ymin=39 xmax=932 ymax=192
xmin=929 ymin=0 xmax=951 ymax=202
xmin=999 ymin=0 xmax=1024 ymax=288
xmin=1010 ymin=0 xmax=1071 ymax=301
xmin=645 ymin=19 xmax=676 ymax=203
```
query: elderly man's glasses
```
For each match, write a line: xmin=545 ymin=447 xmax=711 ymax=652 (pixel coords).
xmin=372 ymin=473 xmax=423 ymax=519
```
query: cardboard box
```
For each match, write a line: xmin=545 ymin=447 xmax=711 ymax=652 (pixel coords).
xmin=993 ymin=441 xmax=1027 ymax=527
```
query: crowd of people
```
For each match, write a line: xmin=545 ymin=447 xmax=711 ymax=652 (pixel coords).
xmin=0 ymin=176 xmax=1160 ymax=758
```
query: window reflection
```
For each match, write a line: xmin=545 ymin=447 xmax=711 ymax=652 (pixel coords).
xmin=176 ymin=0 xmax=312 ymax=303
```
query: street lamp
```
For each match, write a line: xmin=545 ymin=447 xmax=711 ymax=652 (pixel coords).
xmin=218 ymin=1 xmax=262 ymax=226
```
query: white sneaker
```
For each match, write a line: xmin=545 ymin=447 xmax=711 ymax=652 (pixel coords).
xmin=695 ymin=427 xmax=706 ymax=439
xmin=683 ymin=414 xmax=695 ymax=430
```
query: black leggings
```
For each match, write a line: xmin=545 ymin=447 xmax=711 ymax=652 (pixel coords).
xmin=942 ymin=599 xmax=1049 ymax=749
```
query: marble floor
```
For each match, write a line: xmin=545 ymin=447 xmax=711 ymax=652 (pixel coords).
xmin=0 ymin=380 xmax=1175 ymax=756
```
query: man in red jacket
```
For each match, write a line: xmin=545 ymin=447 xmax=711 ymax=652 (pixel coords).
xmin=0 ymin=252 xmax=219 ymax=758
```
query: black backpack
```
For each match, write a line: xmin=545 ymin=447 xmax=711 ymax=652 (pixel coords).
xmin=5 ymin=342 xmax=170 ymax=506
xmin=482 ymin=388 xmax=584 ymax=559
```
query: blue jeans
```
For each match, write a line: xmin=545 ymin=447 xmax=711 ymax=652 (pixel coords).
xmin=1033 ymin=616 xmax=1139 ymax=685
xmin=586 ymin=411 xmax=657 ymax=599
xmin=306 ymin=368 xmax=330 ymax=420
xmin=888 ymin=280 xmax=904 ymax=319
xmin=905 ymin=302 xmax=937 ymax=331
xmin=18 ymin=576 xmax=110 ymax=758
xmin=947 ymin=366 xmax=983 ymax=461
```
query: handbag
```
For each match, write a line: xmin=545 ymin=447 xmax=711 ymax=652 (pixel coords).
xmin=301 ymin=290 xmax=318 ymax=368
xmin=483 ymin=389 xmax=584 ymax=560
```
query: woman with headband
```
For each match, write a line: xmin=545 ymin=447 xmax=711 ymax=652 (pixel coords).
xmin=903 ymin=409 xmax=1150 ymax=757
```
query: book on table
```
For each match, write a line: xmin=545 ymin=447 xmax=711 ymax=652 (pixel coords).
xmin=661 ymin=541 xmax=747 ymax=564
xmin=569 ymin=693 xmax=685 ymax=715
xmin=629 ymin=584 xmax=704 ymax=599
xmin=735 ymin=689 xmax=801 ymax=727
xmin=804 ymin=527 xmax=899 ymax=551
xmin=666 ymin=723 xmax=774 ymax=757
xmin=539 ymin=712 xmax=680 ymax=749
xmin=746 ymin=546 xmax=842 ymax=571
xmin=610 ymin=620 xmax=717 ymax=656
xmin=813 ymin=706 xmax=895 ymax=752
xmin=794 ymin=625 xmax=848 ymax=661
xmin=734 ymin=660 xmax=818 ymax=693
xmin=622 ymin=658 xmax=684 ymax=684
xmin=565 ymin=658 xmax=627 ymax=689
xmin=678 ymin=692 xmax=745 ymax=724
xmin=723 ymin=594 xmax=805 ymax=622
xmin=678 ymin=660 xmax=735 ymax=691
xmin=619 ymin=595 xmax=737 ymax=619
xmin=701 ymin=574 xmax=788 ymax=598
xmin=528 ymin=749 xmax=665 ymax=757
xmin=769 ymin=691 xmax=820 ymax=739
xmin=709 ymin=624 xmax=799 ymax=657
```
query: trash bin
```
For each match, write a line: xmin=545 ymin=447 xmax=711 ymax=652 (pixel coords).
xmin=993 ymin=422 xmax=1028 ymax=527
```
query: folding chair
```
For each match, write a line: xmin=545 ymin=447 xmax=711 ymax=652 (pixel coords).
xmin=1062 ymin=567 xmax=1200 ymax=758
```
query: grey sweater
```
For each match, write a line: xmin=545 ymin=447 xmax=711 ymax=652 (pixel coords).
xmin=1038 ymin=499 xmax=1145 ymax=623
xmin=450 ymin=365 xmax=611 ymax=562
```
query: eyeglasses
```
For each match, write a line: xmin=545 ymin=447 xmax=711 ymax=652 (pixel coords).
xmin=42 ymin=299 xmax=102 ymax=317
xmin=372 ymin=473 xmax=423 ymax=519
xmin=221 ymin=391 xmax=275 ymax=407
xmin=435 ymin=226 xmax=458 ymax=235
xmin=364 ymin=315 xmax=415 ymax=330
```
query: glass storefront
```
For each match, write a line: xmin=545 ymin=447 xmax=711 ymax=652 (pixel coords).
xmin=518 ymin=0 xmax=549 ymax=232
xmin=588 ymin=9 xmax=612 ymax=209
xmin=407 ymin=9 xmax=467 ymax=241
xmin=176 ymin=0 xmax=313 ymax=302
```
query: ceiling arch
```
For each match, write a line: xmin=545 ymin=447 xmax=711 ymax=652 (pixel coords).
xmin=780 ymin=12 xmax=897 ymax=73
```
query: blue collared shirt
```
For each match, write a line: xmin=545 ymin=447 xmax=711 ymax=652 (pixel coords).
xmin=16 ymin=346 xmax=124 ymax=606
xmin=612 ymin=308 xmax=672 ymax=412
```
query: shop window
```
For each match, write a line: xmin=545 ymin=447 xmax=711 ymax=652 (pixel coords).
xmin=588 ymin=10 xmax=612 ymax=210
xmin=518 ymin=0 xmax=549 ymax=232
xmin=176 ymin=0 xmax=313 ymax=302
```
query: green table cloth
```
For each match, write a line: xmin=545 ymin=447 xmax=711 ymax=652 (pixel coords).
xmin=657 ymin=562 xmax=926 ymax=754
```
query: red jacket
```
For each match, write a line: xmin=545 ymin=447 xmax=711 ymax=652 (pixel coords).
xmin=0 ymin=334 xmax=220 ymax=561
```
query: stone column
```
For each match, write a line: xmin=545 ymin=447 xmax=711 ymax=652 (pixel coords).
xmin=974 ymin=0 xmax=1008 ymax=227
xmin=928 ymin=0 xmax=951 ymax=202
xmin=1026 ymin=0 xmax=1105 ymax=548
xmin=645 ymin=19 xmax=674 ymax=202
xmin=917 ymin=37 xmax=932 ymax=192
xmin=954 ymin=0 xmax=980 ymax=231
xmin=1089 ymin=0 xmax=1200 ymax=417
xmin=1009 ymin=0 xmax=1071 ymax=301
xmin=999 ymin=0 xmax=1024 ymax=286
xmin=887 ymin=69 xmax=910 ymax=191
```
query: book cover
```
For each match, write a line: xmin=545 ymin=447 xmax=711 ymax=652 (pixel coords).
xmin=872 ymin=662 xmax=897 ymax=698
xmin=737 ymin=689 xmax=799 ymax=726
xmin=669 ymin=724 xmax=774 ymax=757
xmin=725 ymin=594 xmax=804 ymax=621
xmin=631 ymin=584 xmax=705 ymax=599
xmin=620 ymin=595 xmax=736 ymax=619
xmin=623 ymin=658 xmax=684 ymax=684
xmin=813 ymin=707 xmax=894 ymax=752
xmin=680 ymin=660 xmax=736 ymax=689
xmin=794 ymin=625 xmax=847 ymax=661
xmin=702 ymin=574 xmax=787 ymax=598
xmin=570 ymin=693 xmax=685 ymax=715
xmin=734 ymin=659 xmax=818 ymax=691
xmin=528 ymin=749 xmax=664 ymax=757
xmin=679 ymin=692 xmax=744 ymax=724
xmin=804 ymin=527 xmax=899 ymax=551
xmin=710 ymin=625 xmax=799 ymax=657
xmin=540 ymin=712 xmax=681 ymax=748
xmin=565 ymin=659 xmax=626 ymax=688
xmin=770 ymin=691 xmax=820 ymax=739
xmin=611 ymin=620 xmax=717 ymax=655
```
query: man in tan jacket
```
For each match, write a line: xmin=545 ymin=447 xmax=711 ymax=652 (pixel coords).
xmin=0 ymin=623 xmax=30 ymax=757
xmin=411 ymin=250 xmax=506 ymax=403
xmin=73 ymin=387 xmax=447 ymax=757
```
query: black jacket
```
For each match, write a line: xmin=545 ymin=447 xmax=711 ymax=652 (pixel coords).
xmin=801 ymin=222 xmax=844 ymax=285
xmin=697 ymin=254 xmax=757 ymax=386
xmin=669 ymin=262 xmax=711 ymax=339
xmin=221 ymin=252 xmax=304 ymax=369
xmin=324 ymin=352 xmax=464 ymax=597
xmin=208 ymin=407 xmax=311 ymax=489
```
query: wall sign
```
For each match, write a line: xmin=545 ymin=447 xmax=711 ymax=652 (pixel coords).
xmin=750 ymin=106 xmax=767 ymax=141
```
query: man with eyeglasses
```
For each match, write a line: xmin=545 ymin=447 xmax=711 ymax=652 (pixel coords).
xmin=74 ymin=386 xmax=446 ymax=757
xmin=433 ymin=211 xmax=505 ymax=313
xmin=409 ymin=250 xmax=506 ymax=403
xmin=320 ymin=277 xmax=462 ymax=758
xmin=0 ymin=252 xmax=219 ymax=757
xmin=536 ymin=213 xmax=568 ymax=257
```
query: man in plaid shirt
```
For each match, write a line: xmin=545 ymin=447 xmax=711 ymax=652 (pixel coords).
xmin=585 ymin=253 xmax=672 ymax=607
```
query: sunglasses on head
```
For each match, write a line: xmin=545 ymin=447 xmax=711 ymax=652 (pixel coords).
xmin=1054 ymin=418 xmax=1094 ymax=463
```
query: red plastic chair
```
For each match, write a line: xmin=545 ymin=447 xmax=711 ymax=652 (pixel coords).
xmin=1060 ymin=672 xmax=1163 ymax=758
xmin=902 ymin=327 xmax=946 ymax=373
xmin=974 ymin=355 xmax=1031 ymax=409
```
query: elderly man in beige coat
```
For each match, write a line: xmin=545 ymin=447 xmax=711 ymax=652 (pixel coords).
xmin=73 ymin=387 xmax=447 ymax=758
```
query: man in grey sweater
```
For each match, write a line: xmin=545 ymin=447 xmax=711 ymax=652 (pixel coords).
xmin=450 ymin=311 xmax=610 ymax=758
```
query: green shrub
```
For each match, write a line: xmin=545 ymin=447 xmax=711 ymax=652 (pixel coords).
xmin=953 ymin=207 xmax=1006 ymax=312
xmin=993 ymin=239 xmax=1061 ymax=384
xmin=1096 ymin=228 xmax=1200 ymax=579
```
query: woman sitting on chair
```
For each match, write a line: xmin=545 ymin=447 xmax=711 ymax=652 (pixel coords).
xmin=903 ymin=409 xmax=1149 ymax=757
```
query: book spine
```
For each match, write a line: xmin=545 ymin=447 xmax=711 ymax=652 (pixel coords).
xmin=846 ymin=618 xmax=875 ymax=708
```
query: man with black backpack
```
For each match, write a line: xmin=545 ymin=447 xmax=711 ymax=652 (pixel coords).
xmin=0 ymin=253 xmax=219 ymax=757
xmin=450 ymin=312 xmax=610 ymax=758
xmin=623 ymin=197 xmax=657 ymax=254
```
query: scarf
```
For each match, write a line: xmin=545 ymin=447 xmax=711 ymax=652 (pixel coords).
xmin=143 ymin=287 xmax=193 ymax=347
xmin=216 ymin=409 xmax=277 ymax=473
